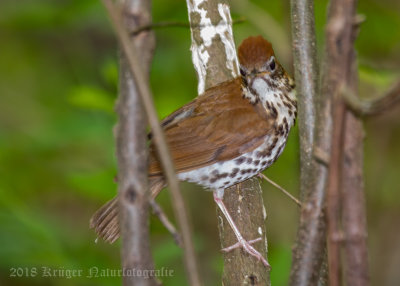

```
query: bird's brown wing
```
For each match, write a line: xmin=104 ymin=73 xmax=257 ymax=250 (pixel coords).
xmin=148 ymin=78 xmax=275 ymax=176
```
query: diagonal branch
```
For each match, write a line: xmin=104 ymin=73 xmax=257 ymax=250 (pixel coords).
xmin=149 ymin=199 xmax=182 ymax=247
xmin=258 ymin=173 xmax=301 ymax=207
xmin=342 ymin=79 xmax=400 ymax=116
xmin=101 ymin=1 xmax=201 ymax=285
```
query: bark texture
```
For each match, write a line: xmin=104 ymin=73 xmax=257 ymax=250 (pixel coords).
xmin=341 ymin=26 xmax=370 ymax=286
xmin=289 ymin=1 xmax=328 ymax=285
xmin=117 ymin=1 xmax=157 ymax=285
xmin=290 ymin=0 xmax=372 ymax=284
xmin=322 ymin=0 xmax=369 ymax=285
xmin=219 ymin=180 xmax=270 ymax=286
xmin=103 ymin=0 xmax=201 ymax=285
xmin=342 ymin=89 xmax=370 ymax=286
xmin=186 ymin=0 xmax=270 ymax=284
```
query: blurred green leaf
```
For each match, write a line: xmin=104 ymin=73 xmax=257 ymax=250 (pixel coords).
xmin=100 ymin=59 xmax=119 ymax=89
xmin=269 ymin=245 xmax=292 ymax=286
xmin=67 ymin=169 xmax=117 ymax=201
xmin=68 ymin=85 xmax=114 ymax=113
xmin=0 ymin=189 xmax=68 ymax=267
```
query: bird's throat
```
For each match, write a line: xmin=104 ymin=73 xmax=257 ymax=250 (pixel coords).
xmin=242 ymin=75 xmax=297 ymax=127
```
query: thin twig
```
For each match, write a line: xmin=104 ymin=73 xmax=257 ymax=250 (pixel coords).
xmin=101 ymin=1 xmax=201 ymax=286
xmin=150 ymin=199 xmax=183 ymax=247
xmin=131 ymin=18 xmax=246 ymax=35
xmin=342 ymin=79 xmax=400 ymax=116
xmin=258 ymin=173 xmax=301 ymax=207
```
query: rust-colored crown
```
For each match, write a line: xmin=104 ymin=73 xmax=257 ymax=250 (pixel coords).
xmin=238 ymin=36 xmax=275 ymax=70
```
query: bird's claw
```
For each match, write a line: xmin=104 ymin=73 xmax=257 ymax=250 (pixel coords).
xmin=221 ymin=237 xmax=270 ymax=268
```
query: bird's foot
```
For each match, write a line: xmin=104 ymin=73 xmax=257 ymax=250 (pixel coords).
xmin=213 ymin=190 xmax=270 ymax=268
xmin=221 ymin=237 xmax=261 ymax=252
xmin=221 ymin=237 xmax=270 ymax=268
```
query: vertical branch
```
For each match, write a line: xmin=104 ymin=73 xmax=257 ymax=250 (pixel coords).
xmin=102 ymin=1 xmax=201 ymax=285
xmin=341 ymin=24 xmax=370 ymax=286
xmin=116 ymin=0 xmax=157 ymax=285
xmin=323 ymin=0 xmax=359 ymax=285
xmin=290 ymin=0 xmax=369 ymax=285
xmin=326 ymin=98 xmax=346 ymax=286
xmin=289 ymin=0 xmax=318 ymax=195
xmin=341 ymin=111 xmax=369 ymax=286
xmin=289 ymin=1 xmax=328 ymax=285
xmin=186 ymin=0 xmax=270 ymax=284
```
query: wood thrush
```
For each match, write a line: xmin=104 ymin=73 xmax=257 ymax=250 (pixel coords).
xmin=90 ymin=36 xmax=297 ymax=267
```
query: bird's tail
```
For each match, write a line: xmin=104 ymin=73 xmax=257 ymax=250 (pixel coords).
xmin=89 ymin=177 xmax=165 ymax=243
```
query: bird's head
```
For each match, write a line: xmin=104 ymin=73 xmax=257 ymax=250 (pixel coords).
xmin=238 ymin=36 xmax=295 ymax=105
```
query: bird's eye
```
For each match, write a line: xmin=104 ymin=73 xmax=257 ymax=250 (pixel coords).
xmin=268 ymin=57 xmax=276 ymax=71
xmin=239 ymin=65 xmax=247 ymax=77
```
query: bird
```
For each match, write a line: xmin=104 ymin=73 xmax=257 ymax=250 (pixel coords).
xmin=90 ymin=35 xmax=297 ymax=267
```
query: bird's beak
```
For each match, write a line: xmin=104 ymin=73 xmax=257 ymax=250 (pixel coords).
xmin=254 ymin=71 xmax=271 ymax=79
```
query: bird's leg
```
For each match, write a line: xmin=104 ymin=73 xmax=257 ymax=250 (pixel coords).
xmin=213 ymin=190 xmax=270 ymax=268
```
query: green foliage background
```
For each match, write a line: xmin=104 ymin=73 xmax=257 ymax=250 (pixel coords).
xmin=0 ymin=0 xmax=399 ymax=285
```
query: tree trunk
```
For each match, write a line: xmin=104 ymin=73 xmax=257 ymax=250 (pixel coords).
xmin=185 ymin=0 xmax=270 ymax=284
xmin=116 ymin=0 xmax=157 ymax=285
xmin=103 ymin=0 xmax=201 ymax=284
xmin=289 ymin=1 xmax=328 ymax=284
